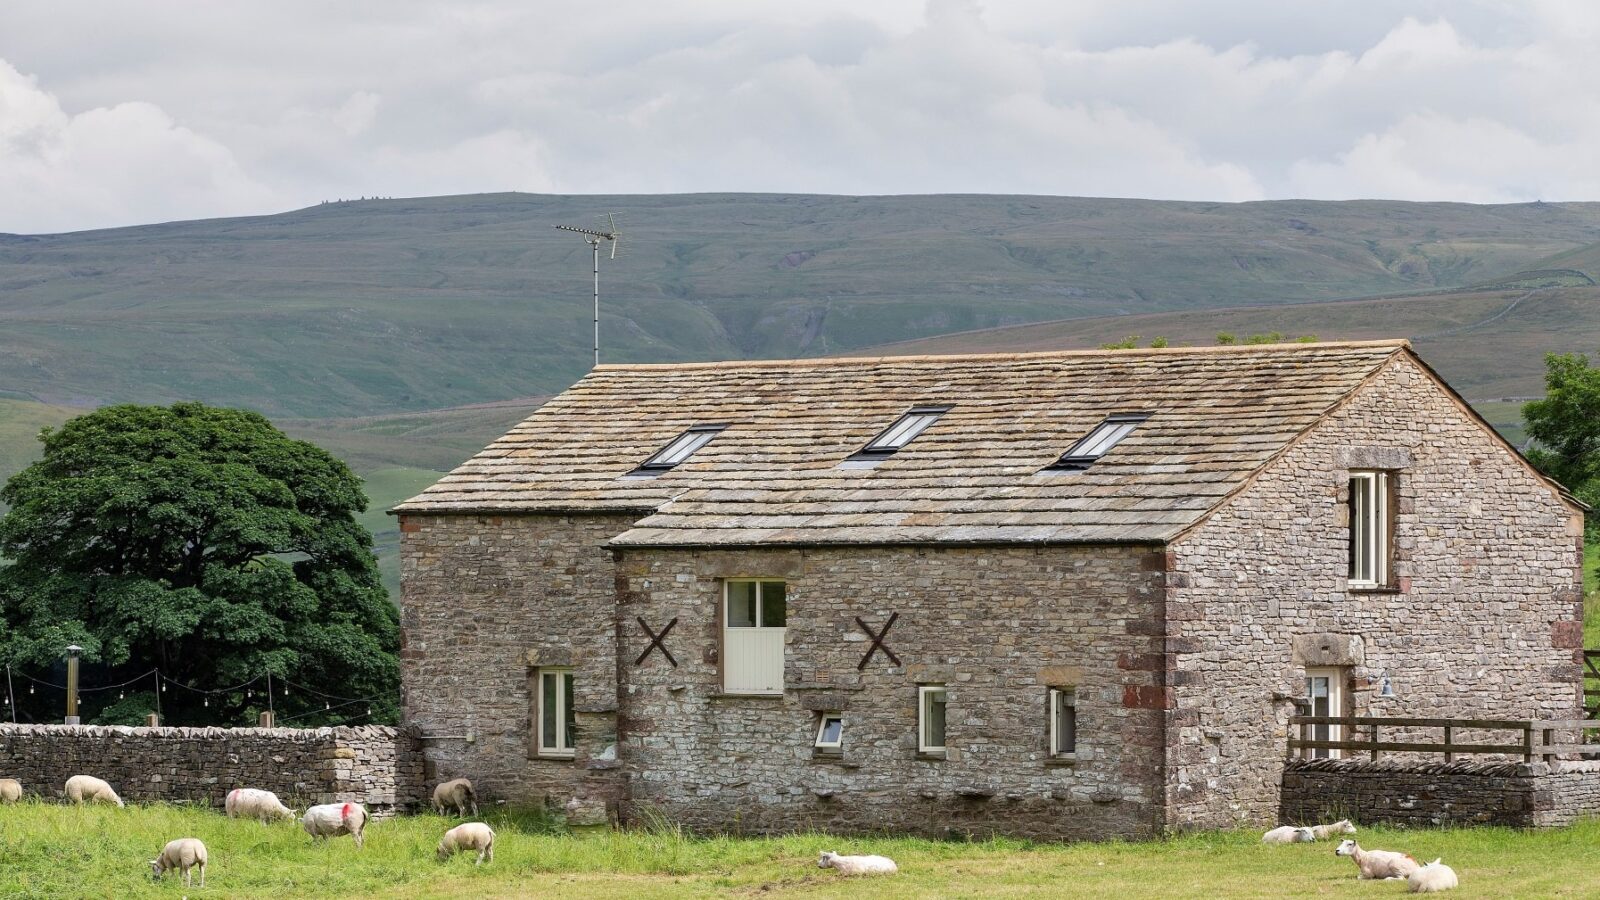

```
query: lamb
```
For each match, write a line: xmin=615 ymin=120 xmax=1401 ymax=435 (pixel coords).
xmin=150 ymin=838 xmax=208 ymax=888
xmin=226 ymin=787 xmax=296 ymax=824
xmin=1335 ymin=839 xmax=1420 ymax=880
xmin=1261 ymin=825 xmax=1316 ymax=844
xmin=1311 ymin=819 xmax=1357 ymax=840
xmin=436 ymin=822 xmax=495 ymax=865
xmin=301 ymin=802 xmax=368 ymax=848
xmin=432 ymin=778 xmax=478 ymax=817
xmin=1408 ymin=858 xmax=1459 ymax=893
xmin=0 ymin=778 xmax=21 ymax=802
xmin=818 ymin=850 xmax=899 ymax=876
xmin=64 ymin=775 xmax=124 ymax=807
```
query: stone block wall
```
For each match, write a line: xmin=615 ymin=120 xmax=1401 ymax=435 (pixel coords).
xmin=1281 ymin=758 xmax=1600 ymax=828
xmin=0 ymin=724 xmax=422 ymax=815
xmin=1164 ymin=354 xmax=1585 ymax=830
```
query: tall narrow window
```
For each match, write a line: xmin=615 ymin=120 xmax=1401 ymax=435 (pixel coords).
xmin=1049 ymin=687 xmax=1077 ymax=758
xmin=1348 ymin=471 xmax=1391 ymax=588
xmin=722 ymin=580 xmax=786 ymax=694
xmin=632 ymin=423 xmax=728 ymax=474
xmin=1303 ymin=668 xmax=1345 ymax=760
xmin=918 ymin=684 xmax=948 ymax=755
xmin=1048 ymin=413 xmax=1150 ymax=470
xmin=859 ymin=406 xmax=950 ymax=455
xmin=536 ymin=667 xmax=576 ymax=758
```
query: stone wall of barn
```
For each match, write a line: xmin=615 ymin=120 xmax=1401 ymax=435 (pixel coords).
xmin=1281 ymin=758 xmax=1600 ymax=828
xmin=0 ymin=724 xmax=421 ymax=814
xmin=610 ymin=544 xmax=1169 ymax=840
xmin=398 ymin=512 xmax=634 ymax=824
xmin=1163 ymin=354 xmax=1586 ymax=831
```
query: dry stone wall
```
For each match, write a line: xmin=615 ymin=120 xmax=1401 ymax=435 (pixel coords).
xmin=1282 ymin=758 xmax=1600 ymax=828
xmin=0 ymin=724 xmax=422 ymax=814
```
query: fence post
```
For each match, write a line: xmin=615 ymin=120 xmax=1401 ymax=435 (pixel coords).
xmin=1543 ymin=727 xmax=1554 ymax=764
xmin=1443 ymin=725 xmax=1453 ymax=762
xmin=1370 ymin=722 xmax=1380 ymax=761
xmin=1522 ymin=724 xmax=1534 ymax=763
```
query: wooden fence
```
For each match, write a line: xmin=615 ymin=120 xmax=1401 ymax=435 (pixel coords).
xmin=1287 ymin=715 xmax=1592 ymax=763
xmin=1584 ymin=649 xmax=1600 ymax=719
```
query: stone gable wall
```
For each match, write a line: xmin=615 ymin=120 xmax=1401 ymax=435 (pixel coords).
xmin=1165 ymin=354 xmax=1585 ymax=830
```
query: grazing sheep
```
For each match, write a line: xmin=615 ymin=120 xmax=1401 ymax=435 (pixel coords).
xmin=301 ymin=802 xmax=368 ymax=848
xmin=0 ymin=778 xmax=21 ymax=802
xmin=226 ymin=787 xmax=296 ymax=824
xmin=150 ymin=837 xmax=207 ymax=888
xmin=432 ymin=778 xmax=478 ymax=817
xmin=1335 ymin=839 xmax=1420 ymax=880
xmin=1311 ymin=819 xmax=1357 ymax=840
xmin=436 ymin=822 xmax=495 ymax=865
xmin=1408 ymin=858 xmax=1459 ymax=893
xmin=64 ymin=775 xmax=124 ymax=807
xmin=818 ymin=850 xmax=899 ymax=876
xmin=1262 ymin=825 xmax=1317 ymax=844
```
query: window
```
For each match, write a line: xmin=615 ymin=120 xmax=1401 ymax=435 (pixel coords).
xmin=1049 ymin=687 xmax=1077 ymax=758
xmin=858 ymin=406 xmax=949 ymax=455
xmin=722 ymin=580 xmax=786 ymax=694
xmin=815 ymin=713 xmax=844 ymax=751
xmin=1303 ymin=667 xmax=1345 ymax=760
xmin=632 ymin=424 xmax=728 ymax=474
xmin=1048 ymin=413 xmax=1150 ymax=470
xmin=536 ymin=667 xmax=576 ymax=758
xmin=1348 ymin=471 xmax=1392 ymax=588
xmin=918 ymin=685 xmax=947 ymax=754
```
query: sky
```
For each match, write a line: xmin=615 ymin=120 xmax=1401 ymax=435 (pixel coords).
xmin=3 ymin=0 xmax=1599 ymax=233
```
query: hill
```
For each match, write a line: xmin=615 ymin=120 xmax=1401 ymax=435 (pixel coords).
xmin=5 ymin=194 xmax=1600 ymax=417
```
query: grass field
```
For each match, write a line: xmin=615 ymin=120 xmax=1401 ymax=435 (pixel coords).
xmin=1 ymin=802 xmax=1597 ymax=899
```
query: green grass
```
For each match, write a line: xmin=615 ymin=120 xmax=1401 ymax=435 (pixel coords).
xmin=2 ymin=802 xmax=1599 ymax=898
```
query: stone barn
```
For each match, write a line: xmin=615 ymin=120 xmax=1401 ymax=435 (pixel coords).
xmin=395 ymin=340 xmax=1586 ymax=839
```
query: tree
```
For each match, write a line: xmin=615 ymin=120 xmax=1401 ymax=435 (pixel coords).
xmin=1523 ymin=352 xmax=1600 ymax=536
xmin=0 ymin=403 xmax=399 ymax=726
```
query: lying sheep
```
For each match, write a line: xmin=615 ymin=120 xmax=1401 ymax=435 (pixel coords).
xmin=302 ymin=802 xmax=368 ymax=848
xmin=64 ymin=775 xmax=124 ymax=807
xmin=1262 ymin=825 xmax=1316 ymax=844
xmin=150 ymin=837 xmax=208 ymax=888
xmin=226 ymin=787 xmax=296 ymax=824
xmin=0 ymin=778 xmax=21 ymax=802
xmin=1335 ymin=839 xmax=1420 ymax=880
xmin=1408 ymin=858 xmax=1459 ymax=893
xmin=818 ymin=850 xmax=899 ymax=876
xmin=432 ymin=778 xmax=478 ymax=817
xmin=1311 ymin=819 xmax=1357 ymax=840
xmin=436 ymin=822 xmax=495 ymax=865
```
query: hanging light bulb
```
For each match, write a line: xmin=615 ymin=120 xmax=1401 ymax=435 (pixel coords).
xmin=324 ymin=701 xmax=331 ymax=711
xmin=246 ymin=689 xmax=252 ymax=699
xmin=366 ymin=706 xmax=372 ymax=717
xmin=119 ymin=690 xmax=125 ymax=700
xmin=28 ymin=684 xmax=34 ymax=695
xmin=203 ymin=696 xmax=209 ymax=707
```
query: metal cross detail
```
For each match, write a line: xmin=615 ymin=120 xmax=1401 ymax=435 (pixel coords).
xmin=635 ymin=616 xmax=679 ymax=668
xmin=855 ymin=613 xmax=901 ymax=670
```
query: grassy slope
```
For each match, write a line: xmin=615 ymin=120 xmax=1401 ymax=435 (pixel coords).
xmin=0 ymin=803 xmax=1595 ymax=899
xmin=0 ymin=398 xmax=80 ymax=487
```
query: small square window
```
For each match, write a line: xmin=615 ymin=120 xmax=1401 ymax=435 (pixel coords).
xmin=815 ymin=713 xmax=844 ymax=750
xmin=1049 ymin=687 xmax=1076 ymax=758
xmin=918 ymin=685 xmax=947 ymax=754
xmin=1047 ymin=413 xmax=1150 ymax=471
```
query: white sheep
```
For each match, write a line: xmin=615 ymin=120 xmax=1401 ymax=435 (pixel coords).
xmin=150 ymin=837 xmax=208 ymax=888
xmin=1408 ymin=858 xmax=1459 ymax=893
xmin=64 ymin=775 xmax=124 ymax=807
xmin=1311 ymin=819 xmax=1357 ymax=840
xmin=1335 ymin=839 xmax=1420 ymax=880
xmin=0 ymin=778 xmax=21 ymax=803
xmin=226 ymin=787 xmax=296 ymax=824
xmin=432 ymin=778 xmax=478 ymax=817
xmin=436 ymin=822 xmax=495 ymax=865
xmin=1262 ymin=825 xmax=1316 ymax=844
xmin=301 ymin=802 xmax=369 ymax=848
xmin=818 ymin=850 xmax=899 ymax=876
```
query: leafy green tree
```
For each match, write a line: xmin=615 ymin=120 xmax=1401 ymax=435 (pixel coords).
xmin=0 ymin=403 xmax=398 ymax=726
xmin=1524 ymin=352 xmax=1600 ymax=536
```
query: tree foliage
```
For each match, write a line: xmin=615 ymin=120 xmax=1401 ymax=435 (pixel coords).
xmin=0 ymin=403 xmax=398 ymax=725
xmin=1523 ymin=352 xmax=1600 ymax=536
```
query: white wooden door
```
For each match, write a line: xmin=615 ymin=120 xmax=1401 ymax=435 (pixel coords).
xmin=1305 ymin=668 xmax=1345 ymax=759
xmin=724 ymin=580 xmax=786 ymax=694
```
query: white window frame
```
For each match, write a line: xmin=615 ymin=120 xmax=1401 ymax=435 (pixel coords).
xmin=1303 ymin=667 xmax=1345 ymax=760
xmin=861 ymin=406 xmax=949 ymax=454
xmin=536 ymin=667 xmax=575 ymax=759
xmin=1049 ymin=687 xmax=1077 ymax=758
xmin=918 ymin=684 xmax=948 ymax=754
xmin=721 ymin=579 xmax=787 ymax=695
xmin=1348 ymin=471 xmax=1391 ymax=588
xmin=814 ymin=713 xmax=844 ymax=750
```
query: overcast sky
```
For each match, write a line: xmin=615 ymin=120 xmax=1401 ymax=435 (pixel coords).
xmin=3 ymin=0 xmax=1599 ymax=233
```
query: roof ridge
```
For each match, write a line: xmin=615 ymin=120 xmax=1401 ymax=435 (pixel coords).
xmin=592 ymin=339 xmax=1410 ymax=371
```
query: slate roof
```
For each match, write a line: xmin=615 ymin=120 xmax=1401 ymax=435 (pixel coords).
xmin=394 ymin=340 xmax=1422 ymax=547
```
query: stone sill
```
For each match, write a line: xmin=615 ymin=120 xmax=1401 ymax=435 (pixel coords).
xmin=810 ymin=752 xmax=859 ymax=768
xmin=1347 ymin=586 xmax=1403 ymax=595
xmin=530 ymin=752 xmax=576 ymax=764
xmin=916 ymin=751 xmax=947 ymax=762
xmin=708 ymin=693 xmax=784 ymax=701
xmin=1044 ymin=757 xmax=1078 ymax=768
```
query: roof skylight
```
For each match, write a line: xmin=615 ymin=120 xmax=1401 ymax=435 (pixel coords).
xmin=859 ymin=406 xmax=950 ymax=455
xmin=1047 ymin=413 xmax=1150 ymax=471
xmin=634 ymin=424 xmax=728 ymax=473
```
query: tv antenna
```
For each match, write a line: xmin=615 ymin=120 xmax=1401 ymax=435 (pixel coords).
xmin=554 ymin=213 xmax=622 ymax=367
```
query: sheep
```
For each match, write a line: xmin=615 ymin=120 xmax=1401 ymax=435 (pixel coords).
xmin=1261 ymin=825 xmax=1316 ymax=844
xmin=436 ymin=822 xmax=495 ymax=865
xmin=150 ymin=838 xmax=207 ymax=888
xmin=301 ymin=802 xmax=368 ymax=848
xmin=432 ymin=778 xmax=478 ymax=817
xmin=226 ymin=787 xmax=296 ymax=824
xmin=64 ymin=775 xmax=124 ymax=807
xmin=1335 ymin=839 xmax=1420 ymax=880
xmin=1408 ymin=858 xmax=1459 ymax=893
xmin=817 ymin=850 xmax=899 ymax=876
xmin=1311 ymin=819 xmax=1357 ymax=840
xmin=0 ymin=778 xmax=21 ymax=802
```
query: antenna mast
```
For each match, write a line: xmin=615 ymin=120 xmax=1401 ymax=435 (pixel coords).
xmin=554 ymin=214 xmax=622 ymax=367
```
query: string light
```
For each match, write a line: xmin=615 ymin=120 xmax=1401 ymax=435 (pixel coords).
xmin=28 ymin=684 xmax=33 ymax=695
xmin=118 ymin=691 xmax=124 ymax=700
xmin=203 ymin=697 xmax=209 ymax=707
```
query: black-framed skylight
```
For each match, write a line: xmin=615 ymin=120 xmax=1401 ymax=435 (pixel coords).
xmin=856 ymin=406 xmax=950 ymax=456
xmin=1046 ymin=412 xmax=1151 ymax=471
xmin=633 ymin=424 xmax=728 ymax=474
